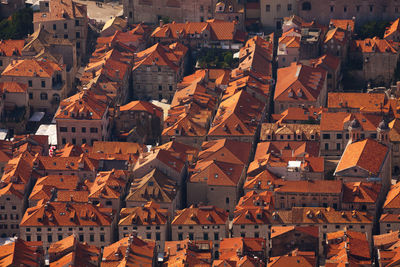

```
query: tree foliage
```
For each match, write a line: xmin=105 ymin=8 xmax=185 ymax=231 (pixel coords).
xmin=197 ymin=48 xmax=238 ymax=69
xmin=0 ymin=8 xmax=33 ymax=40
xmin=357 ymin=20 xmax=390 ymax=39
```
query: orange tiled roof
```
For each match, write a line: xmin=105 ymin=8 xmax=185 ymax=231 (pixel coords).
xmin=55 ymin=90 xmax=108 ymax=120
xmin=86 ymin=170 xmax=127 ymax=200
xmin=134 ymin=149 xmax=185 ymax=174
xmin=133 ymin=42 xmax=187 ymax=71
xmin=155 ymin=141 xmax=199 ymax=163
xmin=0 ymin=81 xmax=27 ymax=94
xmin=278 ymin=35 xmax=300 ymax=48
xmin=373 ymin=231 xmax=400 ymax=248
xmin=268 ymin=250 xmax=316 ymax=267
xmin=385 ymin=18 xmax=400 ymax=39
xmin=0 ymin=39 xmax=25 ymax=56
xmin=199 ymin=139 xmax=251 ymax=165
xmin=325 ymin=230 xmax=371 ymax=266
xmin=274 ymin=62 xmax=327 ymax=102
xmin=101 ymin=235 xmax=155 ymax=266
xmin=126 ymin=168 xmax=178 ymax=203
xmin=310 ymin=54 xmax=341 ymax=71
xmin=271 ymin=106 xmax=326 ymax=124
xmin=383 ymin=182 xmax=400 ymax=210
xmin=324 ymin=27 xmax=347 ymax=44
xmin=151 ymin=20 xmax=241 ymax=41
xmin=34 ymin=0 xmax=87 ymax=22
xmin=327 ymin=92 xmax=387 ymax=113
xmin=219 ymin=237 xmax=266 ymax=261
xmin=35 ymin=154 xmax=98 ymax=172
xmin=172 ymin=205 xmax=228 ymax=225
xmin=119 ymin=202 xmax=168 ymax=226
xmin=29 ymin=175 xmax=81 ymax=202
xmin=236 ymin=190 xmax=275 ymax=211
xmin=238 ymin=35 xmax=273 ymax=77
xmin=0 ymin=183 xmax=24 ymax=199
xmin=243 ymin=170 xmax=282 ymax=191
xmin=92 ymin=141 xmax=143 ymax=155
xmin=119 ymin=101 xmax=163 ymax=118
xmin=0 ymin=238 xmax=43 ymax=267
xmin=49 ymin=235 xmax=100 ymax=267
xmin=20 ymin=202 xmax=113 ymax=227
xmin=1 ymin=151 xmax=37 ymax=185
xmin=270 ymin=226 xmax=318 ymax=239
xmin=354 ymin=37 xmax=397 ymax=53
xmin=330 ymin=19 xmax=355 ymax=32
xmin=190 ymin=159 xmax=244 ymax=186
xmin=208 ymin=90 xmax=264 ymax=137
xmin=2 ymin=58 xmax=63 ymax=78
xmin=320 ymin=112 xmax=382 ymax=131
xmin=335 ymin=139 xmax=388 ymax=176
xmin=275 ymin=180 xmax=342 ymax=194
xmin=342 ymin=182 xmax=381 ymax=204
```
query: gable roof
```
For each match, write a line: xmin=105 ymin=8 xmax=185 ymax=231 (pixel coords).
xmin=119 ymin=202 xmax=168 ymax=226
xmin=335 ymin=139 xmax=388 ymax=176
xmin=172 ymin=205 xmax=228 ymax=225
xmin=2 ymin=58 xmax=63 ymax=78
xmin=274 ymin=62 xmax=327 ymax=102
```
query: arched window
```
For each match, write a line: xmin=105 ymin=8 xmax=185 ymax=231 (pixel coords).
xmin=302 ymin=1 xmax=311 ymax=11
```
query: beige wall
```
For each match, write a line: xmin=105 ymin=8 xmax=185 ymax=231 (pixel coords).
xmin=171 ymin=222 xmax=228 ymax=249
xmin=260 ymin=0 xmax=297 ymax=30
xmin=124 ymin=0 xmax=216 ymax=24
xmin=0 ymin=194 xmax=23 ymax=238
xmin=20 ymin=225 xmax=112 ymax=249
xmin=275 ymin=192 xmax=341 ymax=210
xmin=56 ymin=112 xmax=110 ymax=147
xmin=119 ymin=224 xmax=168 ymax=250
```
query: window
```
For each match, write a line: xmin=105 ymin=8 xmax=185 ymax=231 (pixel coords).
xmin=343 ymin=6 xmax=347 ymax=12
xmin=64 ymin=34 xmax=68 ymax=39
xmin=336 ymin=134 xmax=342 ymax=139
xmin=325 ymin=143 xmax=329 ymax=150
xmin=189 ymin=232 xmax=194 ymax=240
xmin=37 ymin=235 xmax=41 ymax=241
xmin=146 ymin=233 xmax=151 ymax=239
xmin=40 ymin=93 xmax=48 ymax=100
xmin=41 ymin=81 xmax=46 ymax=88
xmin=255 ymin=232 xmax=259 ymax=238
xmin=156 ymin=232 xmax=161 ymax=241
xmin=178 ymin=233 xmax=183 ymax=240
xmin=75 ymin=20 xmax=79 ymax=26
xmin=71 ymin=127 xmax=76 ymax=133
xmin=323 ymin=134 xmax=330 ymax=139
xmin=100 ymin=234 xmax=105 ymax=242
xmin=226 ymin=197 xmax=229 ymax=204
xmin=106 ymin=201 xmax=112 ymax=206
xmin=27 ymin=80 xmax=32 ymax=87
xmin=76 ymin=32 xmax=80 ymax=38
xmin=336 ymin=143 xmax=341 ymax=150
xmin=203 ymin=233 xmax=209 ymax=240
xmin=53 ymin=24 xmax=56 ymax=30
xmin=265 ymin=5 xmax=270 ymax=12
xmin=29 ymin=93 xmax=33 ymax=99
xmin=346 ymin=133 xmax=349 ymax=139
xmin=58 ymin=235 xmax=62 ymax=241
xmin=90 ymin=128 xmax=98 ymax=133
xmin=335 ymin=225 xmax=340 ymax=229
xmin=370 ymin=5 xmax=373 ymax=12
xmin=302 ymin=2 xmax=311 ymax=11
xmin=76 ymin=42 xmax=80 ymax=49
xmin=287 ymin=4 xmax=292 ymax=11
xmin=169 ymin=85 xmax=173 ymax=91
xmin=48 ymin=235 xmax=52 ymax=242
xmin=214 ymin=232 xmax=219 ymax=240
xmin=276 ymin=4 xmax=281 ymax=12
xmin=64 ymin=23 xmax=67 ymax=29
xmin=26 ymin=235 xmax=31 ymax=241
xmin=357 ymin=5 xmax=361 ymax=12
xmin=158 ymin=85 xmax=162 ymax=91
xmin=72 ymin=138 xmax=76 ymax=145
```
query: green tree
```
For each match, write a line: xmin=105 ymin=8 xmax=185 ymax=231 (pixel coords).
xmin=0 ymin=8 xmax=33 ymax=39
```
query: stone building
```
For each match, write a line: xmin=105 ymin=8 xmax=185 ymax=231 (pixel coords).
xmin=55 ymin=90 xmax=110 ymax=147
xmin=19 ymin=202 xmax=115 ymax=249
xmin=112 ymin=101 xmax=163 ymax=144
xmin=132 ymin=43 xmax=188 ymax=102
xmin=297 ymin=0 xmax=400 ymax=26
xmin=260 ymin=0 xmax=297 ymax=30
xmin=1 ymin=58 xmax=68 ymax=114
xmin=123 ymin=0 xmax=216 ymax=24
xmin=0 ymin=183 xmax=24 ymax=237
xmin=33 ymin=0 xmax=88 ymax=64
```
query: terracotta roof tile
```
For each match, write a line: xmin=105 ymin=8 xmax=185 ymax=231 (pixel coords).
xmin=385 ymin=18 xmax=400 ymax=39
xmin=327 ymin=92 xmax=386 ymax=113
xmin=268 ymin=250 xmax=316 ymax=267
xmin=320 ymin=112 xmax=382 ymax=131
xmin=198 ymin=139 xmax=251 ymax=165
xmin=2 ymin=58 xmax=63 ymax=78
xmin=274 ymin=62 xmax=327 ymax=102
xmin=335 ymin=139 xmax=388 ymax=176
xmin=0 ymin=238 xmax=43 ymax=267
xmin=101 ymin=235 xmax=155 ymax=266
xmin=20 ymin=202 xmax=113 ymax=227
xmin=330 ymin=19 xmax=355 ymax=32
xmin=33 ymin=0 xmax=87 ymax=22
xmin=119 ymin=202 xmax=168 ymax=226
xmin=384 ymin=182 xmax=400 ymax=210
xmin=172 ymin=205 xmax=228 ymax=225
xmin=0 ymin=81 xmax=27 ymax=93
xmin=119 ymin=101 xmax=163 ymax=118
xmin=342 ymin=182 xmax=381 ymax=204
xmin=354 ymin=37 xmax=397 ymax=53
xmin=0 ymin=39 xmax=25 ymax=56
